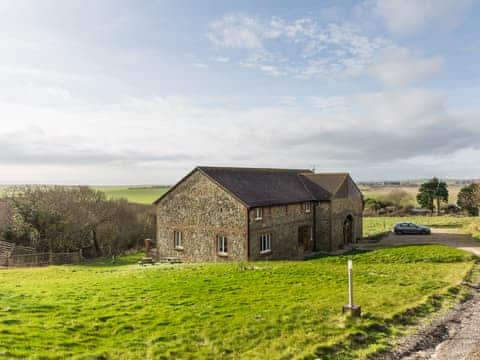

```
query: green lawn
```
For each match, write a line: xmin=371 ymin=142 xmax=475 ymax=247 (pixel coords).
xmin=0 ymin=245 xmax=475 ymax=359
xmin=92 ymin=186 xmax=169 ymax=205
xmin=364 ymin=216 xmax=480 ymax=239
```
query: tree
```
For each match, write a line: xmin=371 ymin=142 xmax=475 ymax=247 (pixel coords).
xmin=417 ymin=178 xmax=449 ymax=214
xmin=457 ymin=183 xmax=480 ymax=216
xmin=3 ymin=186 xmax=155 ymax=256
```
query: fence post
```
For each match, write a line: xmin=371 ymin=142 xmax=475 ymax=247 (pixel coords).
xmin=342 ymin=260 xmax=361 ymax=317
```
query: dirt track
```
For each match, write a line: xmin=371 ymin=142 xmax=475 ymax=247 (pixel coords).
xmin=359 ymin=229 xmax=480 ymax=360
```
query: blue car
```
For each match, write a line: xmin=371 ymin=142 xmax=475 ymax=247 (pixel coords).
xmin=394 ymin=222 xmax=431 ymax=235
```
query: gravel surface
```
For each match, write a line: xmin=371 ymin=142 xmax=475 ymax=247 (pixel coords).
xmin=360 ymin=229 xmax=480 ymax=360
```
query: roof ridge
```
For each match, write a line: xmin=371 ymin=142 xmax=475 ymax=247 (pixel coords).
xmin=197 ymin=166 xmax=313 ymax=173
xmin=305 ymin=172 xmax=349 ymax=176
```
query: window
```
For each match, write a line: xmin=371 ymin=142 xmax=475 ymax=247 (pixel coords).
xmin=255 ymin=208 xmax=263 ymax=220
xmin=305 ymin=202 xmax=311 ymax=213
xmin=217 ymin=235 xmax=228 ymax=255
xmin=174 ymin=231 xmax=183 ymax=249
xmin=260 ymin=234 xmax=271 ymax=253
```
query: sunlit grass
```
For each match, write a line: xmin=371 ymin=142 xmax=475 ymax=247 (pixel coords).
xmin=0 ymin=245 xmax=475 ymax=359
xmin=92 ymin=186 xmax=169 ymax=204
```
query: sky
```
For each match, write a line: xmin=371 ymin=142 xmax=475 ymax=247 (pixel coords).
xmin=1 ymin=0 xmax=480 ymax=184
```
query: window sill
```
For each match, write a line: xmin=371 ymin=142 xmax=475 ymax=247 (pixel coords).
xmin=217 ymin=252 xmax=228 ymax=257
xmin=260 ymin=250 xmax=271 ymax=255
xmin=254 ymin=217 xmax=263 ymax=221
xmin=174 ymin=246 xmax=184 ymax=251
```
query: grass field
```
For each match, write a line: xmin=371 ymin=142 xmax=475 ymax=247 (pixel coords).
xmin=93 ymin=186 xmax=169 ymax=205
xmin=0 ymin=246 xmax=475 ymax=359
xmin=364 ymin=216 xmax=480 ymax=240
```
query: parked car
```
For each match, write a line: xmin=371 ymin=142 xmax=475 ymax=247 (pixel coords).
xmin=393 ymin=222 xmax=431 ymax=235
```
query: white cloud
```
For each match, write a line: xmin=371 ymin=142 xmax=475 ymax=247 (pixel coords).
xmin=207 ymin=14 xmax=389 ymax=79
xmin=207 ymin=15 xmax=264 ymax=49
xmin=193 ymin=62 xmax=208 ymax=69
xmin=369 ymin=0 xmax=473 ymax=35
xmin=1 ymin=90 xmax=479 ymax=183
xmin=370 ymin=48 xmax=443 ymax=87
xmin=211 ymin=56 xmax=230 ymax=63
xmin=309 ymin=96 xmax=349 ymax=113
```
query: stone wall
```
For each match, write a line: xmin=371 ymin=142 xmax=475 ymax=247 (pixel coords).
xmin=156 ymin=170 xmax=248 ymax=262
xmin=315 ymin=202 xmax=331 ymax=252
xmin=330 ymin=197 xmax=363 ymax=250
xmin=248 ymin=202 xmax=314 ymax=260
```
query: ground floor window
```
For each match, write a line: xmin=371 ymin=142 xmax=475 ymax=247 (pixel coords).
xmin=260 ymin=233 xmax=271 ymax=253
xmin=174 ymin=231 xmax=183 ymax=249
xmin=217 ymin=235 xmax=228 ymax=254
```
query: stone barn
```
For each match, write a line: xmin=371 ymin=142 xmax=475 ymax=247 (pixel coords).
xmin=154 ymin=167 xmax=363 ymax=262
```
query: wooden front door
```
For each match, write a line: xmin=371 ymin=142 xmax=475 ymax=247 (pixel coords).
xmin=298 ymin=225 xmax=311 ymax=251
xmin=343 ymin=216 xmax=354 ymax=244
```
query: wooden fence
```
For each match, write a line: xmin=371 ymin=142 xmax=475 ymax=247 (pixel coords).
xmin=0 ymin=250 xmax=82 ymax=267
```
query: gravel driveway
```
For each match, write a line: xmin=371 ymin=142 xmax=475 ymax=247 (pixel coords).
xmin=360 ymin=228 xmax=480 ymax=256
xmin=359 ymin=229 xmax=480 ymax=360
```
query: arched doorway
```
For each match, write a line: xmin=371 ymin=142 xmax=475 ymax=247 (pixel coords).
xmin=343 ymin=215 xmax=354 ymax=245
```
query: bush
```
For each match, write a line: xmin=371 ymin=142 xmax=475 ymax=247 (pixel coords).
xmin=2 ymin=186 xmax=154 ymax=257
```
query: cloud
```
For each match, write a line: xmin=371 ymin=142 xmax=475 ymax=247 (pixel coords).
xmin=207 ymin=14 xmax=389 ymax=79
xmin=308 ymin=96 xmax=349 ymax=113
xmin=1 ymin=90 xmax=479 ymax=183
xmin=369 ymin=48 xmax=443 ymax=87
xmin=193 ymin=62 xmax=208 ymax=69
xmin=211 ymin=56 xmax=230 ymax=63
xmin=368 ymin=0 xmax=473 ymax=35
xmin=0 ymin=126 xmax=197 ymax=167
xmin=207 ymin=14 xmax=265 ymax=49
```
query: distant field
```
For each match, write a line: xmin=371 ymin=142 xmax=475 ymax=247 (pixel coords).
xmin=93 ymin=186 xmax=170 ymax=204
xmin=0 ymin=246 xmax=474 ymax=359
xmin=360 ymin=185 xmax=462 ymax=205
xmin=364 ymin=216 xmax=480 ymax=239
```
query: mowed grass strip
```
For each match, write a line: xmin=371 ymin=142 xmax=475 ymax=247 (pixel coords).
xmin=0 ymin=245 xmax=475 ymax=359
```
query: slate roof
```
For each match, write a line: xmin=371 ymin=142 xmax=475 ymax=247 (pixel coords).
xmin=302 ymin=173 xmax=348 ymax=197
xmin=198 ymin=167 xmax=332 ymax=207
xmin=154 ymin=166 xmax=359 ymax=208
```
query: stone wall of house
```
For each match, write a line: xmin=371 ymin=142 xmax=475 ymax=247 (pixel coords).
xmin=248 ymin=202 xmax=314 ymax=260
xmin=156 ymin=170 xmax=248 ymax=262
xmin=315 ymin=202 xmax=331 ymax=252
xmin=330 ymin=196 xmax=363 ymax=250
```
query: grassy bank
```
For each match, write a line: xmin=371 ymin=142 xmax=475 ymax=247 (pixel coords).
xmin=0 ymin=245 xmax=475 ymax=359
xmin=364 ymin=216 xmax=480 ymax=240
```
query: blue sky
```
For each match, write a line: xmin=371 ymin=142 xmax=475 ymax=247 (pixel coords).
xmin=0 ymin=0 xmax=479 ymax=184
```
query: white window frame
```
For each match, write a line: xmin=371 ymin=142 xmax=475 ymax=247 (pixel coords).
xmin=217 ymin=235 xmax=228 ymax=255
xmin=174 ymin=231 xmax=183 ymax=249
xmin=255 ymin=208 xmax=263 ymax=220
xmin=305 ymin=202 xmax=311 ymax=213
xmin=260 ymin=233 xmax=271 ymax=254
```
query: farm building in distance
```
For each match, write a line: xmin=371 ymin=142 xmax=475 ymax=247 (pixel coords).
xmin=154 ymin=166 xmax=363 ymax=262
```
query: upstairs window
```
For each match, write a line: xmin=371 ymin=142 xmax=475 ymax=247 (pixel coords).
xmin=174 ymin=231 xmax=183 ymax=249
xmin=260 ymin=234 xmax=271 ymax=253
xmin=255 ymin=208 xmax=263 ymax=220
xmin=217 ymin=235 xmax=228 ymax=255
xmin=305 ymin=202 xmax=311 ymax=213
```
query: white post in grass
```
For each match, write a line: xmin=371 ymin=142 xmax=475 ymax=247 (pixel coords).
xmin=348 ymin=259 xmax=353 ymax=308
xmin=343 ymin=259 xmax=361 ymax=317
